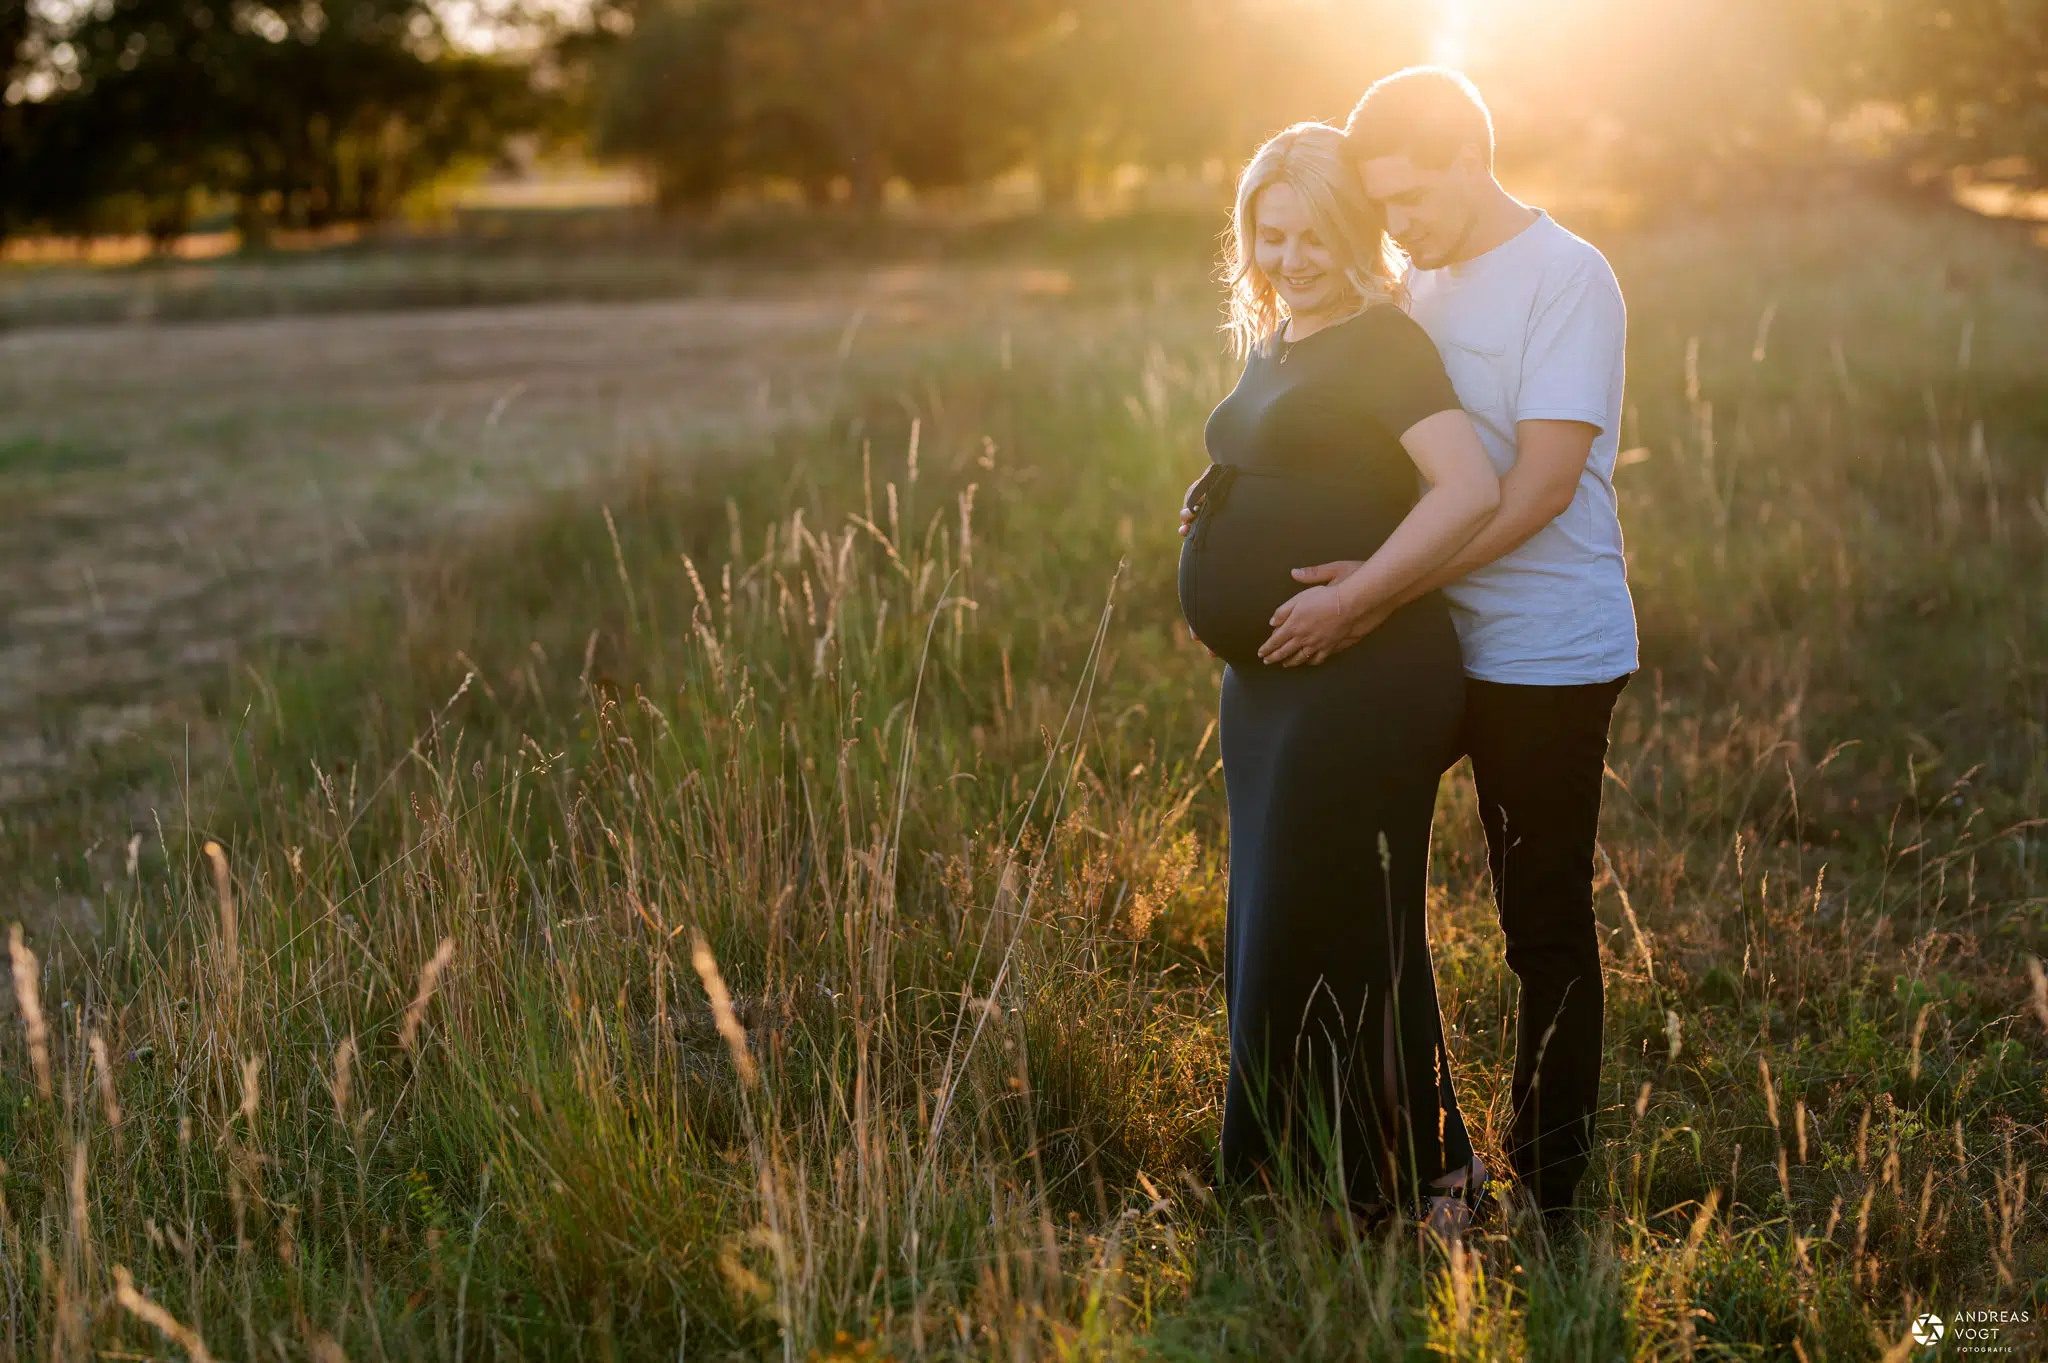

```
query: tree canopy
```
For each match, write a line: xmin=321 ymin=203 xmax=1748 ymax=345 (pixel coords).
xmin=1 ymin=0 xmax=2038 ymax=244
xmin=580 ymin=0 xmax=2045 ymax=215
xmin=1 ymin=0 xmax=535 ymax=243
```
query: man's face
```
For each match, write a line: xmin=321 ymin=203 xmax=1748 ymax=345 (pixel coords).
xmin=1356 ymin=151 xmax=1480 ymax=271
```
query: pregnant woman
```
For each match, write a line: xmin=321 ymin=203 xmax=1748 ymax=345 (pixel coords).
xmin=1178 ymin=122 xmax=1500 ymax=1233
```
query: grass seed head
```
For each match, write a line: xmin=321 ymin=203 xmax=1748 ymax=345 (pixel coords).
xmin=203 ymin=840 xmax=239 ymax=977
xmin=692 ymin=931 xmax=758 ymax=1087
xmin=113 ymin=1266 xmax=217 ymax=1363
xmin=400 ymin=939 xmax=457 ymax=1052
xmin=237 ymin=1054 xmax=264 ymax=1132
xmin=8 ymin=924 xmax=50 ymax=1099
xmin=90 ymin=1032 xmax=122 ymax=1127
xmin=331 ymin=1037 xmax=356 ymax=1120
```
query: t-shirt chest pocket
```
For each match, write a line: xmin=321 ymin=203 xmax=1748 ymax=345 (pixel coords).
xmin=1438 ymin=333 xmax=1515 ymax=439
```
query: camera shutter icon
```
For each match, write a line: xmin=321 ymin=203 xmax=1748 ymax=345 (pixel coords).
xmin=1910 ymin=1313 xmax=1946 ymax=1346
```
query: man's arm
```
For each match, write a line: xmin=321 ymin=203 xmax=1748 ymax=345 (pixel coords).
xmin=1287 ymin=419 xmax=1597 ymax=608
xmin=1394 ymin=418 xmax=1596 ymax=600
xmin=1291 ymin=257 xmax=1626 ymax=612
xmin=1259 ymin=409 xmax=1499 ymax=666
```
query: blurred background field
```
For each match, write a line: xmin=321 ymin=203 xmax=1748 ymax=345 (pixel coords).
xmin=3 ymin=0 xmax=2047 ymax=1357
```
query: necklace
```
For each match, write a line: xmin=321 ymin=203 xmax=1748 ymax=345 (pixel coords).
xmin=1276 ymin=314 xmax=1328 ymax=363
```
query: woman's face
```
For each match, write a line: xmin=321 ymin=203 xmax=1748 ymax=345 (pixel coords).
xmin=1253 ymin=182 xmax=1347 ymax=320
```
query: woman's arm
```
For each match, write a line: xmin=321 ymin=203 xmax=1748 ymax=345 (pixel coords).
xmin=1256 ymin=409 xmax=1499 ymax=667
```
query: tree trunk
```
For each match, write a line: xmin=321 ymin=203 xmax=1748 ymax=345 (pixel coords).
xmin=848 ymin=156 xmax=885 ymax=211
xmin=235 ymin=192 xmax=274 ymax=252
xmin=1040 ymin=153 xmax=1080 ymax=212
xmin=842 ymin=119 xmax=886 ymax=211
xmin=146 ymin=191 xmax=192 ymax=257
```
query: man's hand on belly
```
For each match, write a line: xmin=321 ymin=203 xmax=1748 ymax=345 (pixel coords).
xmin=1259 ymin=566 xmax=1391 ymax=667
xmin=1290 ymin=559 xmax=1363 ymax=588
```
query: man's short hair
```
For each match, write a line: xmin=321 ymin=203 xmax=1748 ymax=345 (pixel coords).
xmin=1342 ymin=67 xmax=1495 ymax=172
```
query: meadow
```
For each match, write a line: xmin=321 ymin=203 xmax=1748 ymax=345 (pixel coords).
xmin=3 ymin=192 xmax=2045 ymax=1360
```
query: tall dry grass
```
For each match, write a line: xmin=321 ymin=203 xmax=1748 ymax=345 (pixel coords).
xmin=3 ymin=196 xmax=2044 ymax=1359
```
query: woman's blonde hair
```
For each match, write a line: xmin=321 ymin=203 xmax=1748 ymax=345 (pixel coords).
xmin=1222 ymin=121 xmax=1406 ymax=357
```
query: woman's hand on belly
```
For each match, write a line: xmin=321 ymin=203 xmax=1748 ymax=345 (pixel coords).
xmin=1178 ymin=470 xmax=1210 ymax=538
xmin=1257 ymin=561 xmax=1390 ymax=666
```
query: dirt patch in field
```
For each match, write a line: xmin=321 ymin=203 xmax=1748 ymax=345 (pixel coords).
xmin=0 ymin=266 xmax=1057 ymax=936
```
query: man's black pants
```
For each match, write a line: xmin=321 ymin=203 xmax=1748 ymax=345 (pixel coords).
xmin=1457 ymin=673 xmax=1629 ymax=1213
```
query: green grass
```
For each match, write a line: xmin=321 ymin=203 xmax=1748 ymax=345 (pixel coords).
xmin=3 ymin=195 xmax=2045 ymax=1360
xmin=0 ymin=432 xmax=127 ymax=476
xmin=0 ymin=209 xmax=1224 ymax=331
xmin=0 ymin=248 xmax=714 ymax=330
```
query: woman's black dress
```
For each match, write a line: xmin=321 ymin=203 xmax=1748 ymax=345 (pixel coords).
xmin=1179 ymin=303 xmax=1473 ymax=1212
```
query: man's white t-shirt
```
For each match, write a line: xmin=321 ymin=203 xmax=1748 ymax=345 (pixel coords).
xmin=1405 ymin=210 xmax=1638 ymax=686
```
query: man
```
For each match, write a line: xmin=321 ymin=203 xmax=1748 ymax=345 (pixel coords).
xmin=1260 ymin=66 xmax=1638 ymax=1221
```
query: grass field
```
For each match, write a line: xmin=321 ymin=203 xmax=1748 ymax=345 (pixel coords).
xmin=0 ymin=263 xmax=1076 ymax=887
xmin=0 ymin=212 xmax=1210 ymax=332
xmin=3 ymin=194 xmax=2045 ymax=1360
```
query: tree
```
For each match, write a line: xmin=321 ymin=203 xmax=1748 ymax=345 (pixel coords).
xmin=0 ymin=0 xmax=540 ymax=246
xmin=593 ymin=0 xmax=742 ymax=213
xmin=728 ymin=0 xmax=1032 ymax=207
xmin=1468 ymin=0 xmax=1831 ymax=207
xmin=1861 ymin=0 xmax=2048 ymax=181
xmin=1 ymin=0 xmax=41 ymax=240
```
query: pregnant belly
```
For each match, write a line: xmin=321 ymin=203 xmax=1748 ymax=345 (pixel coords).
xmin=1178 ymin=470 xmax=1397 ymax=669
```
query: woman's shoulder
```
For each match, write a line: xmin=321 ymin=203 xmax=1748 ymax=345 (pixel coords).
xmin=1340 ymin=298 xmax=1432 ymax=342
xmin=1327 ymin=300 xmax=1445 ymax=365
xmin=1325 ymin=300 xmax=1461 ymax=430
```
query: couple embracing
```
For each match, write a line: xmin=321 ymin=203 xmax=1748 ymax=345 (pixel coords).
xmin=1177 ymin=68 xmax=1636 ymax=1237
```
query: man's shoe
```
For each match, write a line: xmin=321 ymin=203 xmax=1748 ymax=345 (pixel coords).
xmin=1422 ymin=1156 xmax=1494 ymax=1244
